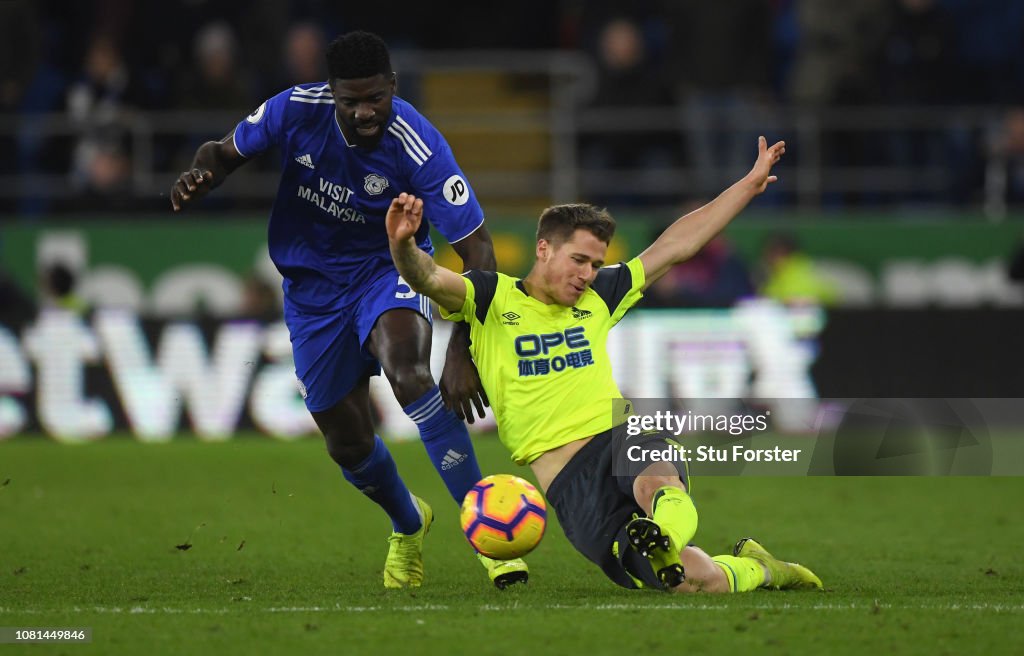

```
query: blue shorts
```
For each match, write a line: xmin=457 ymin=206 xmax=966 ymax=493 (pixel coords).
xmin=284 ymin=269 xmax=433 ymax=413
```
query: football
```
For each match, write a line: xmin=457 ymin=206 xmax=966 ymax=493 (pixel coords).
xmin=460 ymin=474 xmax=547 ymax=560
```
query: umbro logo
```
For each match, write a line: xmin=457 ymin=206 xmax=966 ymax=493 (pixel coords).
xmin=572 ymin=307 xmax=592 ymax=320
xmin=440 ymin=449 xmax=467 ymax=471
xmin=294 ymin=153 xmax=315 ymax=169
xmin=502 ymin=311 xmax=520 ymax=325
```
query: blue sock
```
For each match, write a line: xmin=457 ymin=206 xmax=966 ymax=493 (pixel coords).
xmin=404 ymin=386 xmax=483 ymax=505
xmin=342 ymin=435 xmax=423 ymax=534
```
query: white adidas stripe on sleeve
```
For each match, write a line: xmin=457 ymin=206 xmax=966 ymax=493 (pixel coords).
xmin=394 ymin=116 xmax=432 ymax=157
xmin=388 ymin=125 xmax=425 ymax=165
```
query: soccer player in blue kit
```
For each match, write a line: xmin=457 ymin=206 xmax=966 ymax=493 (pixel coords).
xmin=170 ymin=31 xmax=527 ymax=589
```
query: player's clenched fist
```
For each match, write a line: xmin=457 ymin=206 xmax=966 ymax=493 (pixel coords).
xmin=170 ymin=168 xmax=215 ymax=211
xmin=386 ymin=192 xmax=424 ymax=242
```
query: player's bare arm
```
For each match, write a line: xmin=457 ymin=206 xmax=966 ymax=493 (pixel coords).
xmin=442 ymin=224 xmax=496 ymax=422
xmin=170 ymin=130 xmax=248 ymax=211
xmin=451 ymin=224 xmax=497 ymax=273
xmin=386 ymin=192 xmax=468 ymax=313
xmin=638 ymin=136 xmax=785 ymax=290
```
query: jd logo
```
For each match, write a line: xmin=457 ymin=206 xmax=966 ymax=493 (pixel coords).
xmin=443 ymin=175 xmax=469 ymax=206
xmin=246 ymin=101 xmax=267 ymax=124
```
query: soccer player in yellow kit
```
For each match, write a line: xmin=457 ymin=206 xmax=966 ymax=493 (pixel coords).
xmin=386 ymin=137 xmax=823 ymax=593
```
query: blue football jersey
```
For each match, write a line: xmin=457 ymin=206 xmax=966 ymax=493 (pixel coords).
xmin=232 ymin=83 xmax=485 ymax=313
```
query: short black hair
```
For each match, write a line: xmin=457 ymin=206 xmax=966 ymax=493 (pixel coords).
xmin=45 ymin=263 xmax=76 ymax=296
xmin=536 ymin=203 xmax=617 ymax=246
xmin=325 ymin=31 xmax=392 ymax=80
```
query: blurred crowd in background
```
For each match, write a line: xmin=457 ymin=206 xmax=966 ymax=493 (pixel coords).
xmin=2 ymin=0 xmax=1024 ymax=217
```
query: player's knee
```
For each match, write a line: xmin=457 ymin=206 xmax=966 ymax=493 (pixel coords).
xmin=324 ymin=430 xmax=375 ymax=469
xmin=388 ymin=365 xmax=435 ymax=406
xmin=632 ymin=468 xmax=685 ymax=510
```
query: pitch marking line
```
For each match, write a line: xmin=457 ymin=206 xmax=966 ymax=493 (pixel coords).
xmin=2 ymin=602 xmax=1023 ymax=615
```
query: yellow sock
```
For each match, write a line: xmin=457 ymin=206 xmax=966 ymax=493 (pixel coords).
xmin=650 ymin=486 xmax=698 ymax=549
xmin=711 ymin=555 xmax=766 ymax=592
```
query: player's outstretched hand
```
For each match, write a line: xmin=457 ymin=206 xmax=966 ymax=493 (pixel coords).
xmin=441 ymin=355 xmax=489 ymax=424
xmin=745 ymin=136 xmax=786 ymax=194
xmin=170 ymin=169 xmax=214 ymax=211
xmin=386 ymin=192 xmax=424 ymax=243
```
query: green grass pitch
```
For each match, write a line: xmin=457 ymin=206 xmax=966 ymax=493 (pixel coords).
xmin=1 ymin=435 xmax=1022 ymax=655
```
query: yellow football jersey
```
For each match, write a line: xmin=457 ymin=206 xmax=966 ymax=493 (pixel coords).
xmin=442 ymin=257 xmax=646 ymax=464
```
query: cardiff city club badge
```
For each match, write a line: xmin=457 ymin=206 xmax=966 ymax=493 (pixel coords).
xmin=363 ymin=173 xmax=389 ymax=195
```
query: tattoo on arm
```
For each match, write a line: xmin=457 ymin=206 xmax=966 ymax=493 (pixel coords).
xmin=393 ymin=240 xmax=440 ymax=294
